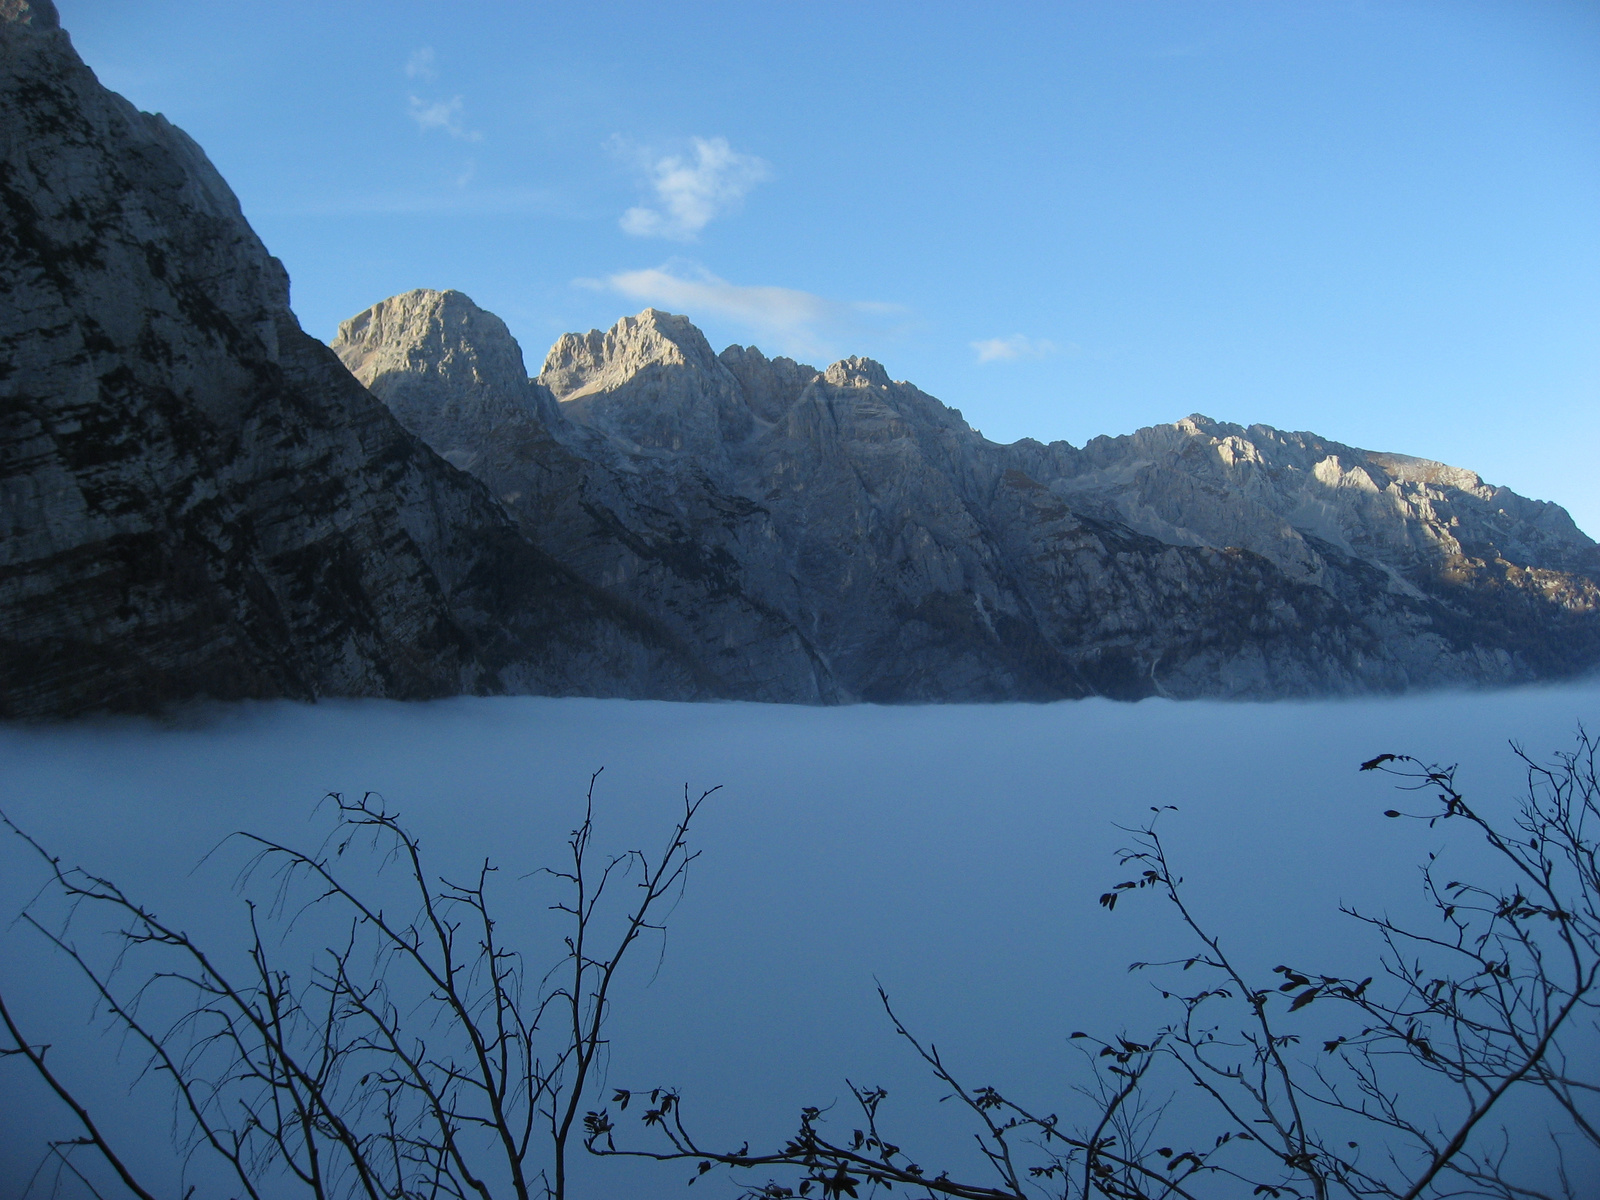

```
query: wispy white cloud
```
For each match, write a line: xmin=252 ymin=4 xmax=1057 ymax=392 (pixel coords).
xmin=604 ymin=267 xmax=828 ymax=332
xmin=613 ymin=136 xmax=771 ymax=241
xmin=403 ymin=48 xmax=481 ymax=141
xmin=405 ymin=47 xmax=438 ymax=81
xmin=407 ymin=94 xmax=482 ymax=142
xmin=580 ymin=261 xmax=900 ymax=359
xmin=971 ymin=334 xmax=1059 ymax=364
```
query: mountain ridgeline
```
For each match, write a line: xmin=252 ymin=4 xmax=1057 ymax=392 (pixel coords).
xmin=2 ymin=0 xmax=1596 ymax=717
xmin=332 ymin=290 xmax=1600 ymax=705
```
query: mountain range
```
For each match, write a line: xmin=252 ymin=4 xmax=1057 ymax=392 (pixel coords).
xmin=3 ymin=0 xmax=1596 ymax=718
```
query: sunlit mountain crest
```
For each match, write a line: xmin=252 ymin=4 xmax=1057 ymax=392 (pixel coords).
xmin=2 ymin=0 xmax=1596 ymax=718
xmin=334 ymin=289 xmax=1600 ymax=704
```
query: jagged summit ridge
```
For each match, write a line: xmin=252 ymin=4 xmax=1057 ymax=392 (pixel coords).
xmin=541 ymin=308 xmax=727 ymax=402
xmin=717 ymin=344 xmax=818 ymax=423
xmin=540 ymin=310 xmax=907 ymax=424
xmin=537 ymin=310 xmax=762 ymax=461
xmin=1048 ymin=413 xmax=1595 ymax=583
xmin=338 ymin=295 xmax=1599 ymax=701
xmin=5 ymin=0 xmax=1596 ymax=715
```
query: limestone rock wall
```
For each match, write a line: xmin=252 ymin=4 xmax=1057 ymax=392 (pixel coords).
xmin=7 ymin=0 xmax=1595 ymax=716
xmin=339 ymin=290 xmax=1600 ymax=702
xmin=0 ymin=1 xmax=701 ymax=718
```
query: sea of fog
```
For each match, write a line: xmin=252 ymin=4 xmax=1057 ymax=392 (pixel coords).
xmin=3 ymin=684 xmax=1598 ymax=1199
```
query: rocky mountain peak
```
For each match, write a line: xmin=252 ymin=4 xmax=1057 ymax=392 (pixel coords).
xmin=1 ymin=0 xmax=57 ymax=31
xmin=334 ymin=289 xmax=530 ymax=396
xmin=331 ymin=289 xmax=549 ymax=470
xmin=719 ymin=344 xmax=818 ymax=423
xmin=823 ymin=356 xmax=892 ymax=389
xmin=534 ymin=309 xmax=757 ymax=459
xmin=539 ymin=308 xmax=722 ymax=403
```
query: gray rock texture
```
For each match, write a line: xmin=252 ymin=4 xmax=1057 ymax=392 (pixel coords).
xmin=336 ymin=293 xmax=1600 ymax=703
xmin=7 ymin=0 xmax=1595 ymax=716
xmin=0 ymin=0 xmax=701 ymax=718
xmin=335 ymin=295 xmax=838 ymax=702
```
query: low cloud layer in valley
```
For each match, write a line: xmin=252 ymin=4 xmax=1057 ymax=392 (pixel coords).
xmin=3 ymin=687 xmax=1596 ymax=1197
xmin=5 ymin=9 xmax=1596 ymax=1197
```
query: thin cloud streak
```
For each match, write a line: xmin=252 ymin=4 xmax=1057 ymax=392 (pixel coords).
xmin=405 ymin=47 xmax=438 ymax=81
xmin=972 ymin=334 xmax=1060 ymax=364
xmin=585 ymin=262 xmax=902 ymax=359
xmin=403 ymin=47 xmax=481 ymax=141
xmin=407 ymin=95 xmax=482 ymax=142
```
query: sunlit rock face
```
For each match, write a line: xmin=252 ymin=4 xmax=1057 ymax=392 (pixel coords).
xmin=7 ymin=0 xmax=1596 ymax=716
xmin=0 ymin=1 xmax=703 ymax=718
xmin=339 ymin=292 xmax=1600 ymax=702
xmin=1019 ymin=417 xmax=1598 ymax=584
xmin=337 ymin=294 xmax=841 ymax=703
xmin=331 ymin=288 xmax=564 ymax=472
xmin=542 ymin=308 xmax=759 ymax=465
xmin=1007 ymin=418 xmax=1600 ymax=684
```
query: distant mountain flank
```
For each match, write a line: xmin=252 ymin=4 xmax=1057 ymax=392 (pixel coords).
xmin=2 ymin=0 xmax=1595 ymax=718
xmin=333 ymin=289 xmax=1600 ymax=704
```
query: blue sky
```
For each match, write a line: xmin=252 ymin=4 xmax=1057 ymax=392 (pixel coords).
xmin=58 ymin=0 xmax=1600 ymax=534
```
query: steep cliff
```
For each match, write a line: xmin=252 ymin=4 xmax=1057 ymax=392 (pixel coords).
xmin=0 ymin=0 xmax=701 ymax=718
xmin=7 ymin=0 xmax=1595 ymax=717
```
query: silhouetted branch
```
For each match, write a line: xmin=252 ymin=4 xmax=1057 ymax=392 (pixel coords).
xmin=1 ymin=776 xmax=711 ymax=1200
xmin=0 ymin=986 xmax=159 ymax=1200
xmin=594 ymin=732 xmax=1600 ymax=1200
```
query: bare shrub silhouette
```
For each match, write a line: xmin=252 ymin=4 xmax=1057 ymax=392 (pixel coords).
xmin=589 ymin=733 xmax=1599 ymax=1200
xmin=1 ymin=775 xmax=715 ymax=1200
xmin=5 ymin=733 xmax=1596 ymax=1199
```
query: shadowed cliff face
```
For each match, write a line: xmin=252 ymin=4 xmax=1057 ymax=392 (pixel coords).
xmin=7 ymin=0 xmax=1595 ymax=717
xmin=0 ymin=1 xmax=704 ymax=718
xmin=337 ymin=291 xmax=1600 ymax=702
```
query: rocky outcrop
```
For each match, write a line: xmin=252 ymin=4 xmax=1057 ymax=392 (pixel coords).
xmin=7 ymin=0 xmax=1596 ymax=716
xmin=338 ymin=293 xmax=1600 ymax=702
xmin=0 ymin=0 xmax=702 ymax=718
xmin=336 ymin=294 xmax=839 ymax=702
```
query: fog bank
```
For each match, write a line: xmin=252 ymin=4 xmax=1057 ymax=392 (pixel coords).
xmin=3 ymin=683 xmax=1597 ymax=1197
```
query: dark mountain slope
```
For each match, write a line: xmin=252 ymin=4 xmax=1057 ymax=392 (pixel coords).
xmin=5 ymin=0 xmax=1594 ymax=717
xmin=0 ymin=0 xmax=702 ymax=718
